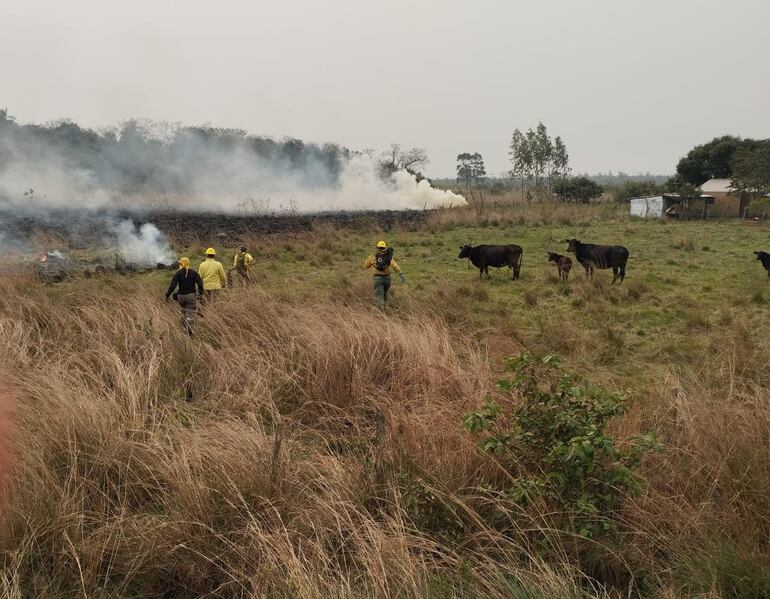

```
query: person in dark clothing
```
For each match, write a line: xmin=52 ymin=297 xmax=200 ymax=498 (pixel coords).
xmin=165 ymin=257 xmax=204 ymax=336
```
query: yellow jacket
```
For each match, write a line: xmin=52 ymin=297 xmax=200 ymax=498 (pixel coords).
xmin=199 ymin=258 xmax=227 ymax=290
xmin=363 ymin=254 xmax=402 ymax=276
xmin=233 ymin=252 xmax=254 ymax=269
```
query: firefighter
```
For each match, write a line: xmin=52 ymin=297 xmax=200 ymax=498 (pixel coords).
xmin=198 ymin=248 xmax=227 ymax=299
xmin=227 ymin=244 xmax=254 ymax=288
xmin=165 ymin=257 xmax=204 ymax=336
xmin=362 ymin=240 xmax=405 ymax=312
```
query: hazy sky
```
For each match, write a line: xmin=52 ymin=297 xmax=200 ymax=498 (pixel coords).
xmin=2 ymin=0 xmax=769 ymax=177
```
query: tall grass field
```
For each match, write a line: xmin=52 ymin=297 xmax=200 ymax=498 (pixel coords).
xmin=1 ymin=204 xmax=770 ymax=597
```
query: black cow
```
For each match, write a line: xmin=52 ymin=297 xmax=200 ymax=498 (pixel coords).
xmin=565 ymin=238 xmax=629 ymax=284
xmin=754 ymin=251 xmax=770 ymax=278
xmin=458 ymin=244 xmax=523 ymax=280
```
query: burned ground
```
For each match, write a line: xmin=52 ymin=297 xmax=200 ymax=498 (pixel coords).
xmin=0 ymin=207 xmax=429 ymax=249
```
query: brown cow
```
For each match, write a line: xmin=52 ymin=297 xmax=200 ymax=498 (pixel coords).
xmin=548 ymin=252 xmax=572 ymax=282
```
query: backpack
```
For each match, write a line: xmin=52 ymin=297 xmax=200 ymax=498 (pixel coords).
xmin=235 ymin=252 xmax=246 ymax=268
xmin=374 ymin=248 xmax=393 ymax=271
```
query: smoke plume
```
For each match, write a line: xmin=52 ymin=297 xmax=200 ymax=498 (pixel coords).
xmin=0 ymin=115 xmax=465 ymax=214
xmin=110 ymin=220 xmax=173 ymax=266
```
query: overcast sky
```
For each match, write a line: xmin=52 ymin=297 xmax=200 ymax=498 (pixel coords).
xmin=2 ymin=0 xmax=769 ymax=177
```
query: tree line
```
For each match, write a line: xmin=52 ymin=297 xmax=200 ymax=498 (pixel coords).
xmin=456 ymin=122 xmax=603 ymax=216
xmin=454 ymin=125 xmax=769 ymax=216
xmin=0 ymin=109 xmax=431 ymax=201
xmin=0 ymin=110 xmax=351 ymax=195
xmin=612 ymin=136 xmax=770 ymax=205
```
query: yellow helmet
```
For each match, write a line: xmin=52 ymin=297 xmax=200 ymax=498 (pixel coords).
xmin=205 ymin=247 xmax=216 ymax=256
xmin=179 ymin=257 xmax=190 ymax=268
xmin=376 ymin=240 xmax=387 ymax=248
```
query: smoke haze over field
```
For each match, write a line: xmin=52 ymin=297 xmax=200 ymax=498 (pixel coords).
xmin=0 ymin=116 xmax=462 ymax=263
xmin=0 ymin=117 xmax=464 ymax=214
xmin=2 ymin=0 xmax=769 ymax=176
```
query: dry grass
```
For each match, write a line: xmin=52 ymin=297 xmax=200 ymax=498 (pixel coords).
xmin=620 ymin=318 xmax=770 ymax=595
xmin=427 ymin=201 xmax=627 ymax=231
xmin=2 ymin=212 xmax=770 ymax=596
xmin=0 ymin=280 xmax=597 ymax=598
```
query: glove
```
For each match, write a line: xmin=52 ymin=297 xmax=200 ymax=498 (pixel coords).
xmin=172 ymin=292 xmax=179 ymax=301
xmin=164 ymin=295 xmax=169 ymax=302
xmin=400 ymin=273 xmax=406 ymax=283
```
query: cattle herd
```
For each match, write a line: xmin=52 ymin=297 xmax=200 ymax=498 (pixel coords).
xmin=458 ymin=239 xmax=630 ymax=283
xmin=458 ymin=240 xmax=770 ymax=283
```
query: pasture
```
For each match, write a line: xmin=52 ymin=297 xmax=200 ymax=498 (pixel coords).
xmin=2 ymin=209 xmax=770 ymax=597
xmin=215 ymin=216 xmax=770 ymax=393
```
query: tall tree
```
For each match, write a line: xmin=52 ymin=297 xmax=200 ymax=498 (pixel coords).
xmin=675 ymin=135 xmax=757 ymax=186
xmin=531 ymin=122 xmax=553 ymax=190
xmin=456 ymin=152 xmax=486 ymax=187
xmin=508 ymin=128 xmax=532 ymax=196
xmin=551 ymin=136 xmax=570 ymax=181
xmin=509 ymin=123 xmax=569 ymax=197
xmin=378 ymin=143 xmax=429 ymax=179
xmin=456 ymin=152 xmax=487 ymax=218
xmin=732 ymin=141 xmax=770 ymax=195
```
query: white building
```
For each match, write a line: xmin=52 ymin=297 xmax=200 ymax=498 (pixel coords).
xmin=630 ymin=196 xmax=664 ymax=218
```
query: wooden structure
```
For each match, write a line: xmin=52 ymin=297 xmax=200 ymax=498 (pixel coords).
xmin=662 ymin=194 xmax=716 ymax=219
xmin=699 ymin=179 xmax=746 ymax=217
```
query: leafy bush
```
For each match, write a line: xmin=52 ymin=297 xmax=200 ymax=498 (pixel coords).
xmin=464 ymin=354 xmax=660 ymax=539
xmin=747 ymin=196 xmax=770 ymax=218
xmin=553 ymin=177 xmax=604 ymax=203
xmin=609 ymin=180 xmax=665 ymax=203
xmin=398 ymin=473 xmax=464 ymax=540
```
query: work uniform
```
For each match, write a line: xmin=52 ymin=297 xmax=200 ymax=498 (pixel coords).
xmin=362 ymin=252 xmax=402 ymax=311
xmin=198 ymin=257 xmax=227 ymax=296
xmin=233 ymin=251 xmax=254 ymax=273
xmin=228 ymin=251 xmax=254 ymax=287
xmin=165 ymin=267 xmax=204 ymax=335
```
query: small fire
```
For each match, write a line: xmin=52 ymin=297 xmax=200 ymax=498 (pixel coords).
xmin=39 ymin=250 xmax=65 ymax=264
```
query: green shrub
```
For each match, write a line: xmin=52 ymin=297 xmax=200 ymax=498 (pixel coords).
xmin=464 ymin=353 xmax=660 ymax=539
xmin=747 ymin=196 xmax=770 ymax=218
xmin=610 ymin=180 xmax=665 ymax=203
xmin=398 ymin=473 xmax=464 ymax=540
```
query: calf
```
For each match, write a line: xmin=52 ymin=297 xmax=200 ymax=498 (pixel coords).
xmin=458 ymin=244 xmax=523 ymax=280
xmin=565 ymin=238 xmax=629 ymax=284
xmin=547 ymin=252 xmax=572 ymax=282
xmin=754 ymin=251 xmax=770 ymax=278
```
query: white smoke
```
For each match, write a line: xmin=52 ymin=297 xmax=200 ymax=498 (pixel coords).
xmin=110 ymin=220 xmax=173 ymax=266
xmin=0 ymin=119 xmax=465 ymax=213
xmin=329 ymin=156 xmax=464 ymax=211
xmin=219 ymin=155 xmax=464 ymax=213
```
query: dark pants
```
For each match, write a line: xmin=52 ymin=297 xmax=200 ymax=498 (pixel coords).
xmin=177 ymin=293 xmax=197 ymax=336
xmin=227 ymin=267 xmax=250 ymax=288
xmin=373 ymin=275 xmax=391 ymax=311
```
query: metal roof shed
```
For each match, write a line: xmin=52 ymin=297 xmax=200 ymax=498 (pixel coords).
xmin=630 ymin=196 xmax=663 ymax=218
